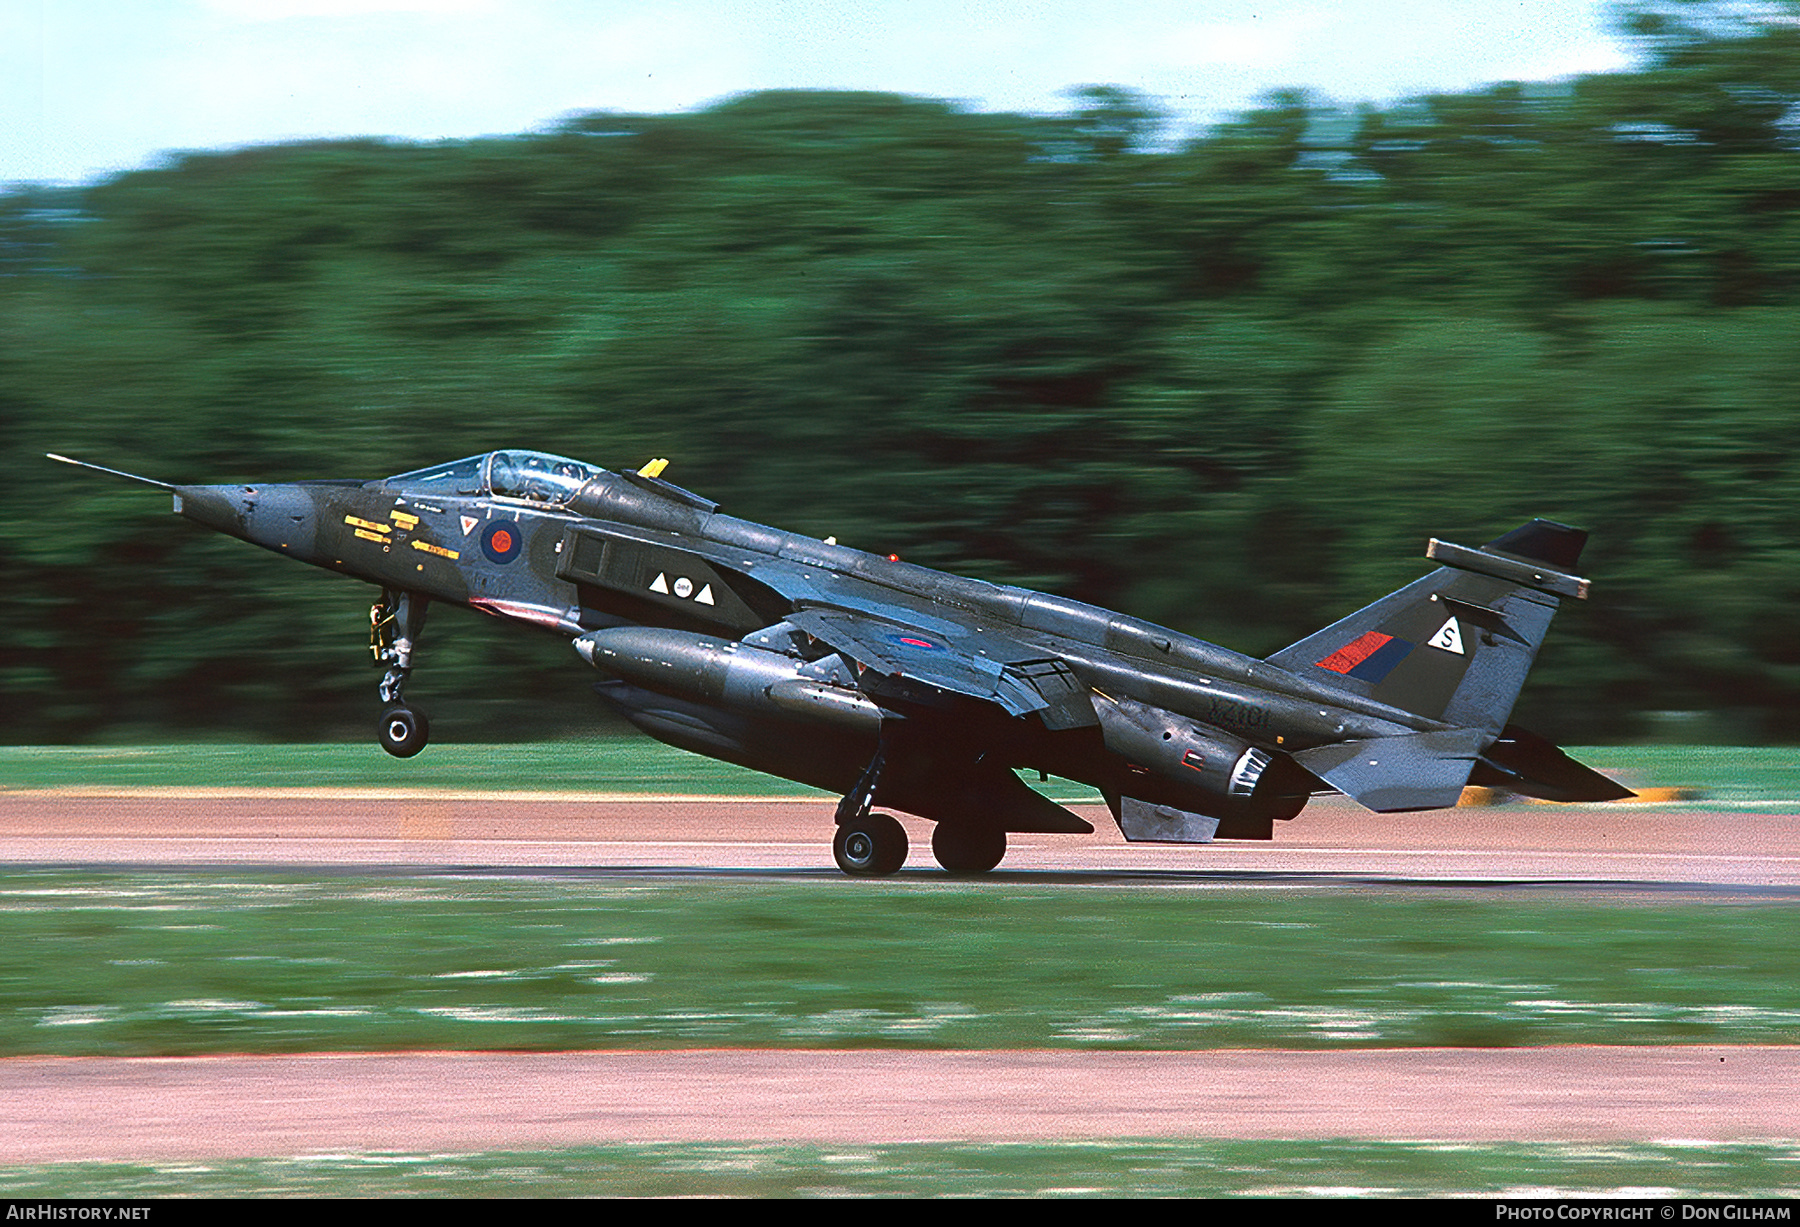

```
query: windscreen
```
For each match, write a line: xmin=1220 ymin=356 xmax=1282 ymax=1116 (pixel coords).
xmin=383 ymin=455 xmax=486 ymax=495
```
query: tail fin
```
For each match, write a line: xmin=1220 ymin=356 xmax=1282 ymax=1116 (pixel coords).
xmin=1268 ymin=521 xmax=1619 ymax=812
xmin=1268 ymin=519 xmax=1589 ymax=738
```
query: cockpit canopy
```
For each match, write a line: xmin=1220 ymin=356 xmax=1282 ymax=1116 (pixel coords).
xmin=382 ymin=450 xmax=605 ymax=505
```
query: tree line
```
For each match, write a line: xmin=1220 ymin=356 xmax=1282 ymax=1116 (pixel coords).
xmin=5 ymin=3 xmax=1800 ymax=742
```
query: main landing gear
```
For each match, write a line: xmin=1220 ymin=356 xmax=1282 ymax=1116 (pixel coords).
xmin=829 ymin=735 xmax=1010 ymax=876
xmin=833 ymin=737 xmax=908 ymax=876
xmin=931 ymin=823 xmax=1007 ymax=875
xmin=831 ymin=813 xmax=1009 ymax=876
xmin=371 ymin=589 xmax=430 ymax=758
xmin=833 ymin=813 xmax=908 ymax=877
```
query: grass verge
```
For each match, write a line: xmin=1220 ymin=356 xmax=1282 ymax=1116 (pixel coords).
xmin=2 ymin=741 xmax=1796 ymax=803
xmin=5 ymin=872 xmax=1798 ymax=1055
xmin=0 ymin=1140 xmax=1794 ymax=1198
xmin=0 ymin=740 xmax=822 ymax=796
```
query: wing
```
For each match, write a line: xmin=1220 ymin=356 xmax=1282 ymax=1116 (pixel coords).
xmin=780 ymin=606 xmax=1097 ymax=730
xmin=552 ymin=521 xmax=1097 ymax=728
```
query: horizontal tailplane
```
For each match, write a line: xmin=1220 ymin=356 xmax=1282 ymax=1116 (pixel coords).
xmin=1468 ymin=725 xmax=1635 ymax=802
xmin=1293 ymin=728 xmax=1486 ymax=812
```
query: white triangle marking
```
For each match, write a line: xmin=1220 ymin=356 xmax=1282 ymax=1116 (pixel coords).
xmin=459 ymin=515 xmax=478 ymax=536
xmin=649 ymin=573 xmax=670 ymax=594
xmin=695 ymin=584 xmax=715 ymax=606
xmin=1428 ymin=616 xmax=1465 ymax=655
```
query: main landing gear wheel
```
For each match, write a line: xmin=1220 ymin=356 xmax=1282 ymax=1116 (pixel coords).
xmin=931 ymin=823 xmax=1007 ymax=875
xmin=833 ymin=812 xmax=908 ymax=877
xmin=378 ymin=706 xmax=430 ymax=758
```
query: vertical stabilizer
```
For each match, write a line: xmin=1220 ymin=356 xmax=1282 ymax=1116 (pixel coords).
xmin=1268 ymin=520 xmax=1589 ymax=740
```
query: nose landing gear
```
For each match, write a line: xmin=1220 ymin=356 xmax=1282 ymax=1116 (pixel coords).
xmin=378 ymin=705 xmax=430 ymax=758
xmin=371 ymin=589 xmax=430 ymax=757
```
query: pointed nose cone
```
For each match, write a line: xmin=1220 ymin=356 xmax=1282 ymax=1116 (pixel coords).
xmin=173 ymin=484 xmax=246 ymax=537
xmin=174 ymin=483 xmax=318 ymax=557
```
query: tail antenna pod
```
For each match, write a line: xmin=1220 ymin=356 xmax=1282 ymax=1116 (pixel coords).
xmin=1482 ymin=519 xmax=1588 ymax=572
xmin=1425 ymin=536 xmax=1591 ymax=600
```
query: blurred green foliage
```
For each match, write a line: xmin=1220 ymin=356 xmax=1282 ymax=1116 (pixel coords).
xmin=6 ymin=5 xmax=1800 ymax=742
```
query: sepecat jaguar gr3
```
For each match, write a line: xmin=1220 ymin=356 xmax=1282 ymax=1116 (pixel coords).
xmin=51 ymin=448 xmax=1630 ymax=876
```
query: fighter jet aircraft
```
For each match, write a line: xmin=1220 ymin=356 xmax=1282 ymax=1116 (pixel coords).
xmin=50 ymin=448 xmax=1630 ymax=875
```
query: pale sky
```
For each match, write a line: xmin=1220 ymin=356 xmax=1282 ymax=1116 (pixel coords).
xmin=2 ymin=0 xmax=1638 ymax=186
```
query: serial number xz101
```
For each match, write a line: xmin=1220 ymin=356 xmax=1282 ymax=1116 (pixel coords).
xmin=1206 ymin=696 xmax=1269 ymax=729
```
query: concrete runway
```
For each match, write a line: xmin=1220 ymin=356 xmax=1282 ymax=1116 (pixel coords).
xmin=0 ymin=790 xmax=1794 ymax=886
xmin=2 ymin=789 xmax=1795 ymax=1160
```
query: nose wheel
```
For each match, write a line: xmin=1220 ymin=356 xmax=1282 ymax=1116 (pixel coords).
xmin=371 ymin=589 xmax=431 ymax=758
xmin=379 ymin=706 xmax=430 ymax=758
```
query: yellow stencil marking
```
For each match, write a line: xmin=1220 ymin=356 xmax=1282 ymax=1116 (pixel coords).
xmin=389 ymin=511 xmax=420 ymax=528
xmin=344 ymin=515 xmax=390 ymax=534
xmin=410 ymin=540 xmax=460 ymax=560
xmin=353 ymin=528 xmax=388 ymax=543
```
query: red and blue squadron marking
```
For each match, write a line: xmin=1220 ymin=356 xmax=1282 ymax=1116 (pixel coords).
xmin=1316 ymin=630 xmax=1415 ymax=684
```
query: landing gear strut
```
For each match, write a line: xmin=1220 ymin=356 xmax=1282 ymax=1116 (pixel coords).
xmin=833 ymin=736 xmax=907 ymax=876
xmin=371 ymin=589 xmax=430 ymax=758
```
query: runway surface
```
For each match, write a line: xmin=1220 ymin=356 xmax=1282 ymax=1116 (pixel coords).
xmin=5 ymin=1047 xmax=1795 ymax=1161
xmin=0 ymin=790 xmax=1794 ymax=886
xmin=2 ymin=790 xmax=1795 ymax=1161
